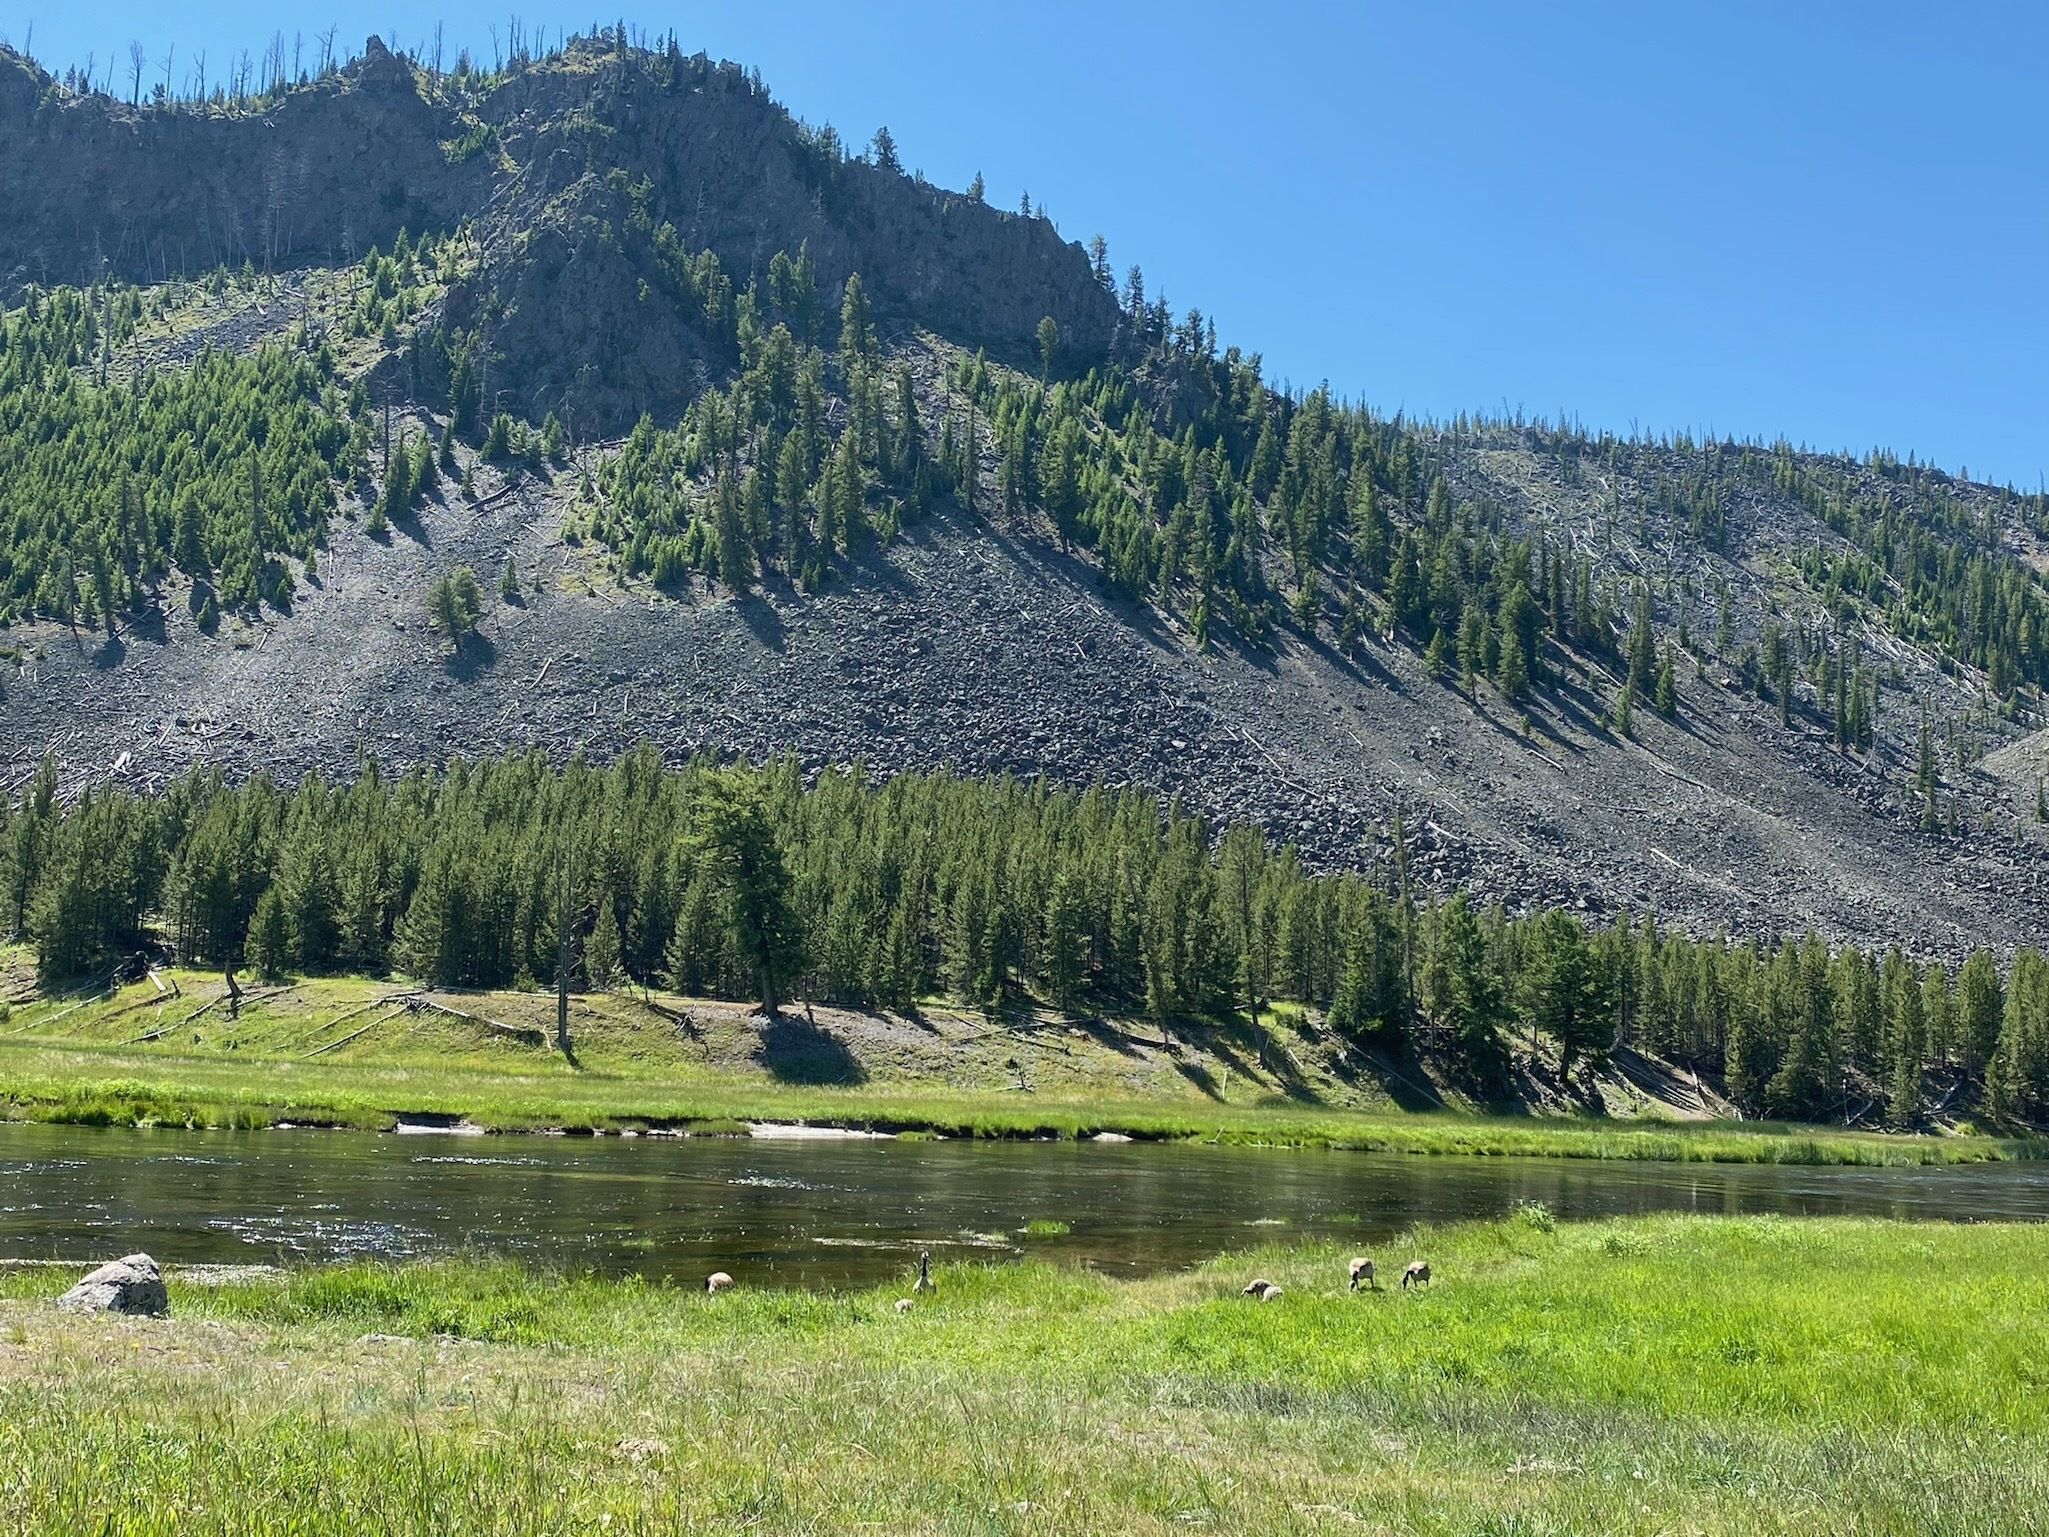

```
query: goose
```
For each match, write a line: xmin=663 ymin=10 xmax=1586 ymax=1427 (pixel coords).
xmin=895 ymin=1297 xmax=914 ymax=1314
xmin=1348 ymin=1256 xmax=1377 ymax=1292
xmin=1401 ymin=1260 xmax=1431 ymax=1290
xmin=913 ymin=1250 xmax=934 ymax=1294
xmin=1240 ymin=1278 xmax=1283 ymax=1302
xmin=705 ymin=1271 xmax=734 ymax=1294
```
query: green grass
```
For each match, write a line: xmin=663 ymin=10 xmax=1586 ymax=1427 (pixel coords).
xmin=1 ymin=961 xmax=2042 ymax=1166
xmin=3 ymin=1035 xmax=2032 ymax=1165
xmin=4 ymin=1214 xmax=2047 ymax=1533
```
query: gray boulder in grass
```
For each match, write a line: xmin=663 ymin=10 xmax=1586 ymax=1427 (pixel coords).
xmin=56 ymin=1254 xmax=169 ymax=1317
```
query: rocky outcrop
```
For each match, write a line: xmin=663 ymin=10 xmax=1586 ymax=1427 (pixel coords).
xmin=54 ymin=1253 xmax=169 ymax=1317
xmin=0 ymin=42 xmax=479 ymax=286
xmin=0 ymin=38 xmax=1117 ymax=430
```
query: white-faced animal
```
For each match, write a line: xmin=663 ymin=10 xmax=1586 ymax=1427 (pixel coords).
xmin=913 ymin=1250 xmax=935 ymax=1294
xmin=705 ymin=1271 xmax=734 ymax=1294
xmin=1401 ymin=1260 xmax=1431 ymax=1290
xmin=1242 ymin=1276 xmax=1277 ymax=1298
xmin=1348 ymin=1256 xmax=1377 ymax=1292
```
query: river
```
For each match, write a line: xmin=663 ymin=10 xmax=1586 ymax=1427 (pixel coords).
xmin=5 ymin=1122 xmax=2048 ymax=1286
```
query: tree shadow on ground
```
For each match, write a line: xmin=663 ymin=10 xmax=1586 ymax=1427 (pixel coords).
xmin=733 ymin=591 xmax=787 ymax=652
xmin=1059 ymin=1013 xmax=1152 ymax=1059
xmin=754 ymin=1010 xmax=867 ymax=1085
xmin=1346 ymin=1041 xmax=1452 ymax=1112
xmin=1236 ymin=1017 xmax=1323 ymax=1102
xmin=444 ymin=632 xmax=499 ymax=680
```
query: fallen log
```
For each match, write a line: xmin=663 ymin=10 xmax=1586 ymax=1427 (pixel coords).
xmin=304 ymin=1006 xmax=411 ymax=1058
xmin=408 ymin=995 xmax=545 ymax=1045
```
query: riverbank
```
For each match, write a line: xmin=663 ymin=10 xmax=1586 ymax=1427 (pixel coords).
xmin=5 ymin=1214 xmax=2047 ymax=1534
xmin=1 ymin=963 xmax=2037 ymax=1166
xmin=4 ymin=1036 xmax=2034 ymax=1165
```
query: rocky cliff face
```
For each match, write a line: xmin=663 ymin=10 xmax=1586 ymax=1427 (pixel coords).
xmin=0 ymin=37 xmax=1117 ymax=429
xmin=0 ymin=40 xmax=482 ymax=283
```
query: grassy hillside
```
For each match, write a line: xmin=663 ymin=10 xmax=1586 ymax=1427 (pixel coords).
xmin=0 ymin=957 xmax=2035 ymax=1166
xmin=6 ymin=1213 xmax=2048 ymax=1533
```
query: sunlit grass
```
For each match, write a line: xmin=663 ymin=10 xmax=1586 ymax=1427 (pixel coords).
xmin=3 ymin=1214 xmax=2047 ymax=1533
xmin=1 ymin=961 xmax=2041 ymax=1166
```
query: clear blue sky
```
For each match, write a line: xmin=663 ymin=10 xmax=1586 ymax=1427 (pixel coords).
xmin=11 ymin=2 xmax=2045 ymax=488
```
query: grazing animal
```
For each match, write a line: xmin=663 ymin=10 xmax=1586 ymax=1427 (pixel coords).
xmin=1348 ymin=1257 xmax=1377 ymax=1292
xmin=1257 ymin=1283 xmax=1283 ymax=1303
xmin=705 ymin=1271 xmax=734 ymax=1294
xmin=1241 ymin=1277 xmax=1277 ymax=1298
xmin=1401 ymin=1260 xmax=1431 ymax=1290
xmin=913 ymin=1250 xmax=935 ymax=1294
xmin=895 ymin=1298 xmax=914 ymax=1314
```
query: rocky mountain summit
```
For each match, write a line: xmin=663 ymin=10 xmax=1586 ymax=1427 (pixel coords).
xmin=0 ymin=36 xmax=1115 ymax=428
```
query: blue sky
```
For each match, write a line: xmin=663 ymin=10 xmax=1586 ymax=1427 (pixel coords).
xmin=11 ymin=2 xmax=2044 ymax=487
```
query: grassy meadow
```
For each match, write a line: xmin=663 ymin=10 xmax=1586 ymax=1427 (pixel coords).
xmin=4 ymin=1213 xmax=2047 ymax=1533
xmin=0 ymin=958 xmax=2040 ymax=1166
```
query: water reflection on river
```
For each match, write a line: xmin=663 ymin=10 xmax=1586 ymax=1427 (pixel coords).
xmin=4 ymin=1122 xmax=2048 ymax=1286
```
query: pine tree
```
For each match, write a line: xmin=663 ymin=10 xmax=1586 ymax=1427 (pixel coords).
xmin=248 ymin=886 xmax=292 ymax=982
xmin=1036 ymin=316 xmax=1059 ymax=380
xmin=869 ymin=125 xmax=901 ymax=173
xmin=838 ymin=273 xmax=875 ymax=362
xmin=1326 ymin=934 xmax=1373 ymax=1043
xmin=1425 ymin=895 xmax=1505 ymax=1082
xmin=1627 ymin=588 xmax=1655 ymax=699
xmin=1885 ymin=954 xmax=1925 ymax=1127
xmin=428 ymin=566 xmax=483 ymax=647
xmin=584 ymin=896 xmax=621 ymax=991
xmin=685 ymin=772 xmax=804 ymax=1014
xmin=1521 ymin=909 xmax=1613 ymax=1080
xmin=1917 ymin=718 xmax=1939 ymax=832
xmin=1496 ymin=626 xmax=1530 ymax=704
xmin=1044 ymin=867 xmax=1086 ymax=1013
xmin=1424 ymin=626 xmax=1449 ymax=680
xmin=714 ymin=476 xmax=753 ymax=589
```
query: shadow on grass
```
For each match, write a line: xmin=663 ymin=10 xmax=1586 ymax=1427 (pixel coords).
xmin=755 ymin=1011 xmax=867 ymax=1086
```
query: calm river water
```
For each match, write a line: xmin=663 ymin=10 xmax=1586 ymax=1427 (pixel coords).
xmin=5 ymin=1122 xmax=2049 ymax=1286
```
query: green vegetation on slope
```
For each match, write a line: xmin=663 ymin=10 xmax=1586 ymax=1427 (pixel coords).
xmin=0 ymin=281 xmax=368 ymax=625
xmin=1 ymin=968 xmax=2042 ymax=1166
xmin=577 ymin=238 xmax=2049 ymax=722
xmin=9 ymin=751 xmax=2049 ymax=1130
xmin=5 ymin=1214 xmax=2049 ymax=1533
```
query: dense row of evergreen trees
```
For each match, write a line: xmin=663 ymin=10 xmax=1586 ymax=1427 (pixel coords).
xmin=5 ymin=750 xmax=2045 ymax=1129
